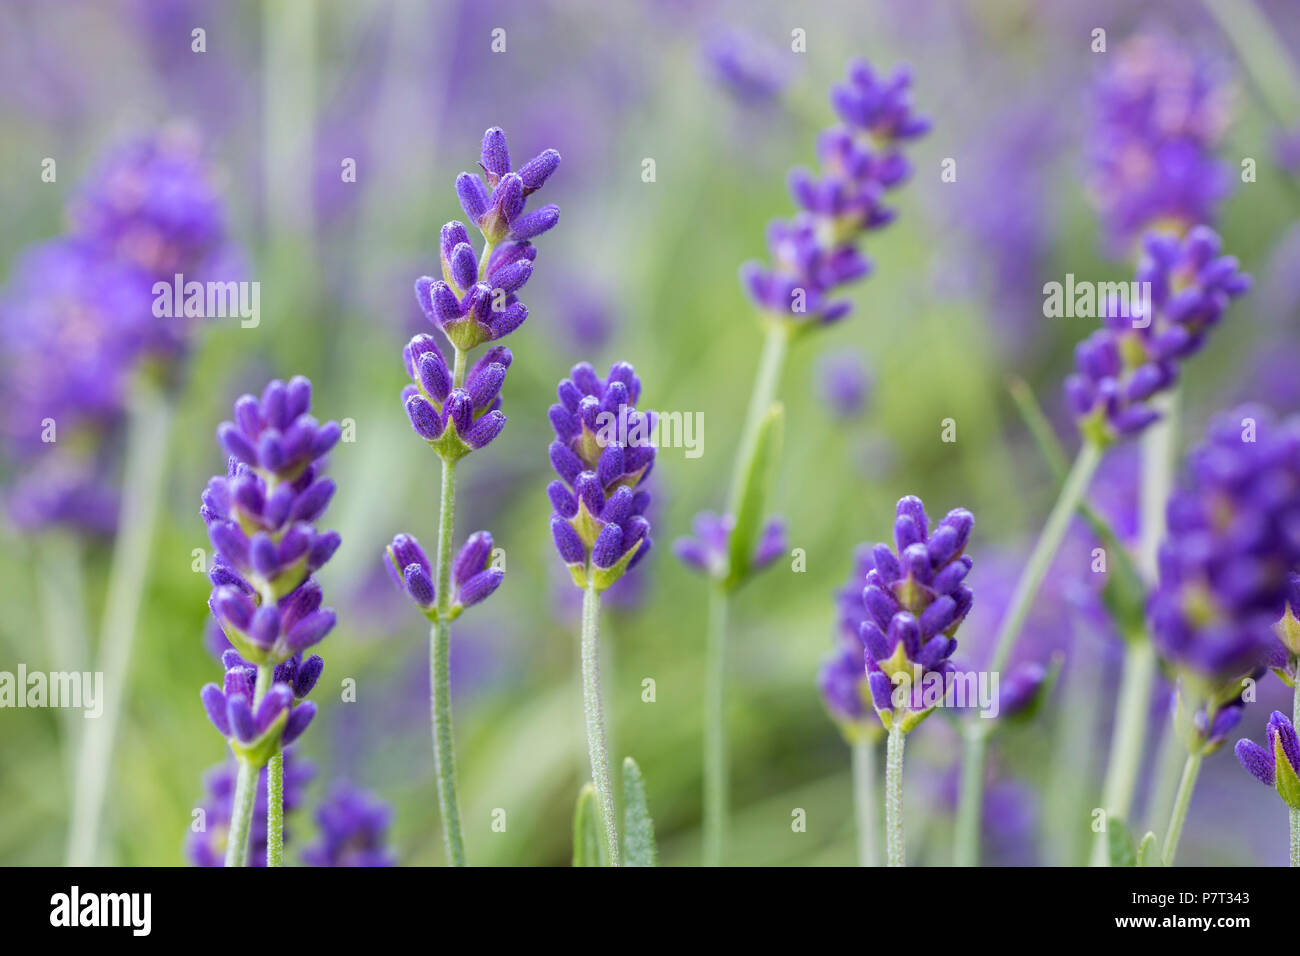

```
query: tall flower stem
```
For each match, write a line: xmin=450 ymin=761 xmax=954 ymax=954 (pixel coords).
xmin=884 ymin=724 xmax=906 ymax=867
xmin=703 ymin=583 xmax=729 ymax=866
xmin=225 ymin=760 xmax=257 ymax=868
xmin=1090 ymin=391 xmax=1178 ymax=865
xmin=225 ymin=664 xmax=273 ymax=867
xmin=426 ymin=346 xmax=469 ymax=867
xmin=66 ymin=385 xmax=171 ymax=866
xmin=851 ymin=737 xmax=879 ymax=867
xmin=1292 ymin=676 xmax=1300 ymax=867
xmin=581 ymin=580 xmax=619 ymax=865
xmin=1089 ymin=641 xmax=1157 ymax=865
xmin=1161 ymin=749 xmax=1203 ymax=866
xmin=703 ymin=318 xmax=790 ymax=865
xmin=954 ymin=440 xmax=1104 ymax=865
xmin=35 ymin=534 xmax=89 ymax=789
xmin=266 ymin=752 xmax=284 ymax=867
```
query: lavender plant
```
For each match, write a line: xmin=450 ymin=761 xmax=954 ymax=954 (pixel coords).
xmin=846 ymin=496 xmax=975 ymax=867
xmin=390 ymin=127 xmax=559 ymax=866
xmin=680 ymin=58 xmax=929 ymax=867
xmin=954 ymin=226 xmax=1251 ymax=865
xmin=1150 ymin=406 xmax=1300 ymax=865
xmin=548 ymin=361 xmax=655 ymax=865
xmin=200 ymin=376 xmax=341 ymax=866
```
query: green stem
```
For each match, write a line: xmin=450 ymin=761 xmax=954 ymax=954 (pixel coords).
xmin=1292 ymin=677 xmax=1299 ymax=867
xmin=703 ymin=584 xmax=729 ymax=866
xmin=953 ymin=441 xmax=1103 ymax=865
xmin=954 ymin=725 xmax=987 ymax=866
xmin=35 ymin=534 xmax=89 ymax=791
xmin=1146 ymin=717 xmax=1186 ymax=838
xmin=267 ymin=752 xmax=284 ymax=867
xmin=581 ymin=580 xmax=619 ymax=865
xmin=65 ymin=386 xmax=171 ymax=866
xmin=698 ymin=319 xmax=789 ymax=866
xmin=430 ymin=453 xmax=466 ymax=866
xmin=1090 ymin=640 xmax=1157 ymax=865
xmin=989 ymin=442 xmax=1104 ymax=674
xmin=851 ymin=737 xmax=879 ymax=867
xmin=1161 ymin=750 xmax=1203 ymax=867
xmin=425 ymin=346 xmax=469 ymax=867
xmin=225 ymin=759 xmax=257 ymax=868
xmin=225 ymin=664 xmax=273 ymax=867
xmin=885 ymin=724 xmax=906 ymax=867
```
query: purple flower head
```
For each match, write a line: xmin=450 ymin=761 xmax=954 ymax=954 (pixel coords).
xmin=741 ymin=59 xmax=927 ymax=329
xmin=398 ymin=335 xmax=508 ymax=457
xmin=816 ymin=351 xmax=872 ymax=418
xmin=384 ymin=530 xmax=504 ymax=618
xmin=830 ymin=60 xmax=932 ymax=145
xmin=1149 ymin=406 xmax=1300 ymax=707
xmin=1234 ymin=711 xmax=1300 ymax=810
xmin=301 ymin=782 xmax=396 ymax=867
xmin=411 ymin=128 xmax=558 ymax=353
xmin=701 ymin=27 xmax=788 ymax=105
xmin=855 ymin=495 xmax=975 ymax=732
xmin=186 ymin=750 xmax=314 ymax=867
xmin=547 ymin=361 xmax=655 ymax=590
xmin=200 ymin=653 xmax=316 ymax=766
xmin=1065 ymin=226 xmax=1250 ymax=445
xmin=1088 ymin=32 xmax=1233 ymax=252
xmin=673 ymin=510 xmax=785 ymax=582
xmin=203 ymin=377 xmax=339 ymax=674
xmin=818 ymin=643 xmax=881 ymax=745
xmin=68 ymin=127 xmax=228 ymax=279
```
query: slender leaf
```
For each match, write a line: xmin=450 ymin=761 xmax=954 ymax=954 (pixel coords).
xmin=1107 ymin=817 xmax=1136 ymax=867
xmin=1136 ymin=830 xmax=1159 ymax=867
xmin=725 ymin=402 xmax=784 ymax=590
xmin=621 ymin=757 xmax=657 ymax=867
xmin=572 ymin=783 xmax=601 ymax=867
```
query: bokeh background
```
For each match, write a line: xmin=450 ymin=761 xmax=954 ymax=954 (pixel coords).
xmin=2 ymin=0 xmax=1298 ymax=866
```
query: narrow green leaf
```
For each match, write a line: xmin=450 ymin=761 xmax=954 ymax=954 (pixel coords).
xmin=1006 ymin=378 xmax=1147 ymax=640
xmin=572 ymin=783 xmax=601 ymax=867
xmin=1136 ymin=830 xmax=1159 ymax=867
xmin=621 ymin=757 xmax=658 ymax=867
xmin=725 ymin=402 xmax=784 ymax=590
xmin=1107 ymin=817 xmax=1137 ymax=867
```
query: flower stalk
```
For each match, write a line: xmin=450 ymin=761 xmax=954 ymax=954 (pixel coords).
xmin=885 ymin=724 xmax=906 ymax=867
xmin=851 ymin=737 xmax=878 ymax=867
xmin=581 ymin=581 xmax=619 ymax=865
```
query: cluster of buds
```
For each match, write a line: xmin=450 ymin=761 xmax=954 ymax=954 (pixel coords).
xmin=1235 ymin=711 xmax=1300 ymax=812
xmin=741 ymin=60 xmax=929 ymax=329
xmin=401 ymin=335 xmax=508 ymax=459
xmin=385 ymin=531 xmax=503 ymax=619
xmin=858 ymin=496 xmax=975 ymax=733
xmin=1065 ymin=226 xmax=1250 ymax=445
xmin=673 ymin=511 xmax=786 ymax=583
xmin=547 ymin=362 xmax=655 ymax=591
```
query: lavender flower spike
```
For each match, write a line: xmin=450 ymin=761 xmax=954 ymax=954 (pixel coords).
xmin=1065 ymin=226 xmax=1250 ymax=445
xmin=860 ymin=495 xmax=975 ymax=734
xmin=201 ymin=376 xmax=340 ymax=867
xmin=1148 ymin=405 xmax=1300 ymax=738
xmin=547 ymin=361 xmax=656 ymax=592
xmin=741 ymin=59 xmax=929 ymax=330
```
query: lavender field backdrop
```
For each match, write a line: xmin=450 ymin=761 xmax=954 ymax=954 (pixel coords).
xmin=2 ymin=0 xmax=1299 ymax=868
